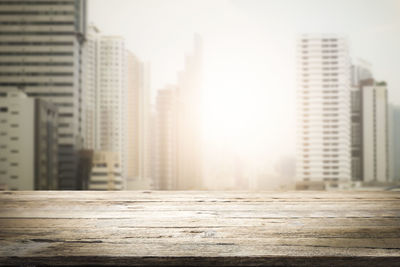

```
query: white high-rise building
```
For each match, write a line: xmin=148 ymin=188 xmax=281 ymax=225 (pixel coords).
xmin=0 ymin=0 xmax=87 ymax=189
xmin=296 ymin=35 xmax=351 ymax=187
xmin=83 ymin=25 xmax=127 ymax=187
xmin=0 ymin=91 xmax=58 ymax=190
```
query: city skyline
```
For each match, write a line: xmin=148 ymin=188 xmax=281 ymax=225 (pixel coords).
xmin=89 ymin=0 xmax=400 ymax=170
xmin=0 ymin=0 xmax=399 ymax=191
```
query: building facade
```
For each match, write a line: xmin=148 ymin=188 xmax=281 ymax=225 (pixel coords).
xmin=88 ymin=151 xmax=123 ymax=190
xmin=176 ymin=34 xmax=203 ymax=190
xmin=83 ymin=24 xmax=127 ymax=188
xmin=0 ymin=0 xmax=87 ymax=189
xmin=296 ymin=35 xmax=352 ymax=187
xmin=155 ymin=86 xmax=178 ymax=190
xmin=125 ymin=52 xmax=152 ymax=190
xmin=389 ymin=104 xmax=400 ymax=182
xmin=361 ymin=81 xmax=389 ymax=183
xmin=350 ymin=61 xmax=373 ymax=181
xmin=0 ymin=91 xmax=58 ymax=190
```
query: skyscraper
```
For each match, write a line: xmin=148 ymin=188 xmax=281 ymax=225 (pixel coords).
xmin=82 ymin=24 xmax=99 ymax=150
xmin=155 ymin=86 xmax=178 ymax=190
xmin=0 ymin=0 xmax=87 ymax=189
xmin=389 ymin=104 xmax=400 ymax=182
xmin=351 ymin=60 xmax=389 ymax=184
xmin=296 ymin=35 xmax=351 ymax=188
xmin=125 ymin=52 xmax=152 ymax=190
xmin=83 ymin=24 xmax=127 ymax=187
xmin=350 ymin=60 xmax=373 ymax=181
xmin=361 ymin=81 xmax=388 ymax=183
xmin=176 ymin=34 xmax=203 ymax=190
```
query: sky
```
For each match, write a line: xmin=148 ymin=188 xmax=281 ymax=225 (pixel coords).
xmin=89 ymin=0 xmax=400 ymax=169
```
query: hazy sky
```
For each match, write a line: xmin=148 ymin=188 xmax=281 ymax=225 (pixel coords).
xmin=89 ymin=0 xmax=400 ymax=166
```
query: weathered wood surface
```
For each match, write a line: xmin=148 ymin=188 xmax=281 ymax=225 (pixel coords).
xmin=0 ymin=191 xmax=400 ymax=266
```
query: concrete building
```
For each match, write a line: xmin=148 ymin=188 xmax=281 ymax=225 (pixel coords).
xmin=176 ymin=34 xmax=203 ymax=190
xmin=83 ymin=25 xmax=127 ymax=188
xmin=76 ymin=149 xmax=93 ymax=190
xmin=350 ymin=61 xmax=373 ymax=181
xmin=155 ymin=86 xmax=178 ymax=190
xmin=296 ymin=35 xmax=352 ymax=188
xmin=0 ymin=0 xmax=87 ymax=189
xmin=0 ymin=91 xmax=58 ymax=190
xmin=350 ymin=59 xmax=389 ymax=183
xmin=361 ymin=81 xmax=389 ymax=183
xmin=389 ymin=104 xmax=400 ymax=182
xmin=125 ymin=52 xmax=152 ymax=190
xmin=88 ymin=151 xmax=123 ymax=190
xmin=82 ymin=24 xmax=99 ymax=150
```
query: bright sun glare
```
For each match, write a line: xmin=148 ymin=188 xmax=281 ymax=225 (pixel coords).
xmin=202 ymin=45 xmax=295 ymax=159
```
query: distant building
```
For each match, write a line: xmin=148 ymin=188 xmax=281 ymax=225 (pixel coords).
xmin=83 ymin=24 xmax=127 ymax=188
xmin=350 ymin=61 xmax=373 ymax=181
xmin=296 ymin=35 xmax=352 ymax=187
xmin=351 ymin=59 xmax=389 ymax=183
xmin=0 ymin=91 xmax=58 ymax=190
xmin=361 ymin=81 xmax=389 ymax=183
xmin=150 ymin=111 xmax=158 ymax=187
xmin=125 ymin=52 xmax=152 ymax=190
xmin=389 ymin=104 xmax=400 ymax=182
xmin=176 ymin=34 xmax=203 ymax=190
xmin=82 ymin=24 xmax=100 ymax=150
xmin=88 ymin=151 xmax=123 ymax=190
xmin=77 ymin=149 xmax=94 ymax=190
xmin=0 ymin=0 xmax=87 ymax=189
xmin=155 ymin=86 xmax=178 ymax=190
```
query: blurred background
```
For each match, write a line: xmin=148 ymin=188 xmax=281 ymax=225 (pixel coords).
xmin=0 ymin=0 xmax=399 ymax=191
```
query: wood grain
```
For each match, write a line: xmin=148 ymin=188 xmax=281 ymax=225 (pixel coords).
xmin=0 ymin=191 xmax=399 ymax=266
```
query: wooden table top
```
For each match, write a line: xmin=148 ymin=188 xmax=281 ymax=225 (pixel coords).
xmin=0 ymin=191 xmax=400 ymax=266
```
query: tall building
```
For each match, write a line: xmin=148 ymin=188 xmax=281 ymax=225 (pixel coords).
xmin=155 ymin=86 xmax=178 ymax=190
xmin=361 ymin=81 xmax=389 ymax=183
xmin=296 ymin=35 xmax=352 ymax=187
xmin=389 ymin=104 xmax=400 ymax=182
xmin=0 ymin=91 xmax=58 ymax=190
xmin=82 ymin=24 xmax=99 ymax=150
xmin=350 ymin=61 xmax=373 ymax=181
xmin=83 ymin=24 xmax=127 ymax=188
xmin=0 ymin=0 xmax=87 ymax=189
xmin=351 ymin=60 xmax=389 ymax=183
xmin=125 ymin=52 xmax=152 ymax=190
xmin=88 ymin=151 xmax=123 ymax=190
xmin=176 ymin=34 xmax=203 ymax=190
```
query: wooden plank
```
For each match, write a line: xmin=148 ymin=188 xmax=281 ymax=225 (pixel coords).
xmin=0 ymin=191 xmax=399 ymax=266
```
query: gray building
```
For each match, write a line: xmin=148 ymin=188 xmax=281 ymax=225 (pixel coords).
xmin=351 ymin=61 xmax=389 ymax=183
xmin=0 ymin=0 xmax=87 ymax=189
xmin=0 ymin=91 xmax=58 ymax=190
xmin=389 ymin=104 xmax=400 ymax=182
xmin=350 ymin=62 xmax=373 ymax=181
